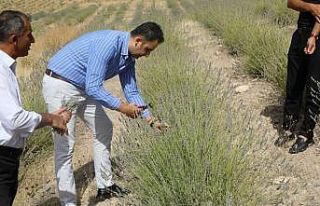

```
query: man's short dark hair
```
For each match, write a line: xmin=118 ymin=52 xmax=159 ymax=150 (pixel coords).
xmin=0 ymin=10 xmax=30 ymax=42
xmin=130 ymin=22 xmax=164 ymax=43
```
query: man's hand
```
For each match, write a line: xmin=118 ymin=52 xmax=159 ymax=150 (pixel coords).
xmin=52 ymin=107 xmax=72 ymax=135
xmin=153 ymin=120 xmax=170 ymax=131
xmin=53 ymin=107 xmax=72 ymax=123
xmin=117 ymin=103 xmax=142 ymax=118
xmin=304 ymin=36 xmax=317 ymax=54
xmin=39 ymin=107 xmax=71 ymax=135
xmin=51 ymin=114 xmax=69 ymax=135
xmin=146 ymin=116 xmax=169 ymax=131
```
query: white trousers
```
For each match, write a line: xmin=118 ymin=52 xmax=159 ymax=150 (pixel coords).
xmin=42 ymin=75 xmax=113 ymax=206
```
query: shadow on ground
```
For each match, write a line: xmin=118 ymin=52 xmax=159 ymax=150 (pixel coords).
xmin=75 ymin=161 xmax=95 ymax=202
xmin=37 ymin=161 xmax=95 ymax=206
xmin=261 ymin=104 xmax=283 ymax=130
xmin=37 ymin=197 xmax=60 ymax=206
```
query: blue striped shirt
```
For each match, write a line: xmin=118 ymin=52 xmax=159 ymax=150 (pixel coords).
xmin=48 ymin=30 xmax=150 ymax=117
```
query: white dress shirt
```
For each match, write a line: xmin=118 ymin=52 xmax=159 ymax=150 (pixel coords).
xmin=0 ymin=50 xmax=42 ymax=148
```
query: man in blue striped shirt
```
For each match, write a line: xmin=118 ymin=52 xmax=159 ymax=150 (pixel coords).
xmin=42 ymin=22 xmax=165 ymax=205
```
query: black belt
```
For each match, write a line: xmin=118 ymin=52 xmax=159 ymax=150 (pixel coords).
xmin=45 ymin=69 xmax=81 ymax=88
xmin=0 ymin=145 xmax=23 ymax=159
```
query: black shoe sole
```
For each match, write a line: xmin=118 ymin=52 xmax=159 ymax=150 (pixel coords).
xmin=288 ymin=139 xmax=314 ymax=154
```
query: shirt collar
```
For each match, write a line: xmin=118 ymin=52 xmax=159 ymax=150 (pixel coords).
xmin=0 ymin=50 xmax=17 ymax=73
xmin=121 ymin=32 xmax=130 ymax=60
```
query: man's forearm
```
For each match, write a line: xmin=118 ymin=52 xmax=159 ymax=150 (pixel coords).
xmin=312 ymin=22 xmax=320 ymax=36
xmin=37 ymin=113 xmax=53 ymax=129
xmin=287 ymin=0 xmax=313 ymax=12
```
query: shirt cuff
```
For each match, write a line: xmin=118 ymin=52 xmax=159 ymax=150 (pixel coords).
xmin=25 ymin=112 xmax=42 ymax=134
xmin=142 ymin=109 xmax=151 ymax=119
xmin=112 ymin=99 xmax=122 ymax=110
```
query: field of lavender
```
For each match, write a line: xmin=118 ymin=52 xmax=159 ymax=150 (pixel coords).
xmin=2 ymin=0 xmax=317 ymax=205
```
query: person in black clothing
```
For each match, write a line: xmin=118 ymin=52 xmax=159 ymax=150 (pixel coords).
xmin=275 ymin=0 xmax=320 ymax=153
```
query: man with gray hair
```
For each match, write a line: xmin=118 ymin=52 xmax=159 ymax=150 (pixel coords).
xmin=0 ymin=10 xmax=70 ymax=206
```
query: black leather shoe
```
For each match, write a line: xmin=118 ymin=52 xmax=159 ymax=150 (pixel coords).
xmin=96 ymin=188 xmax=111 ymax=202
xmin=274 ymin=130 xmax=295 ymax=147
xmin=96 ymin=184 xmax=130 ymax=202
xmin=288 ymin=136 xmax=314 ymax=154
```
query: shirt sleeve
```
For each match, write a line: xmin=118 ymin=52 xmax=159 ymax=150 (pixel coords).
xmin=119 ymin=61 xmax=151 ymax=118
xmin=0 ymin=70 xmax=41 ymax=136
xmin=85 ymin=38 xmax=121 ymax=109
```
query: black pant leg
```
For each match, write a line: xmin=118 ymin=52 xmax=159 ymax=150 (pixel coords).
xmin=283 ymin=29 xmax=309 ymax=130
xmin=301 ymin=36 xmax=320 ymax=134
xmin=0 ymin=154 xmax=20 ymax=206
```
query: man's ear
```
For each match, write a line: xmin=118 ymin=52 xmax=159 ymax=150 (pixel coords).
xmin=136 ymin=36 xmax=143 ymax=42
xmin=8 ymin=34 xmax=18 ymax=44
xmin=134 ymin=36 xmax=143 ymax=46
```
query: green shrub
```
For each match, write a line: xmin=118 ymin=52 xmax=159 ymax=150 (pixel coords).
xmin=109 ymin=3 xmax=129 ymax=29
xmin=130 ymin=1 xmax=144 ymax=27
xmin=40 ymin=3 xmax=79 ymax=25
xmin=19 ymin=56 xmax=52 ymax=166
xmin=189 ymin=0 xmax=290 ymax=90
xmin=68 ymin=4 xmax=98 ymax=24
xmin=85 ymin=4 xmax=117 ymax=31
xmin=179 ymin=0 xmax=194 ymax=11
xmin=166 ymin=0 xmax=183 ymax=16
xmin=31 ymin=11 xmax=47 ymax=21
xmin=39 ymin=3 xmax=98 ymax=26
xmin=120 ymin=8 xmax=261 ymax=205
xmin=255 ymin=0 xmax=297 ymax=27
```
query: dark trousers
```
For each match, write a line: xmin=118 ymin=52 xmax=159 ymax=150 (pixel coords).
xmin=0 ymin=146 xmax=22 ymax=206
xmin=284 ymin=27 xmax=320 ymax=135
